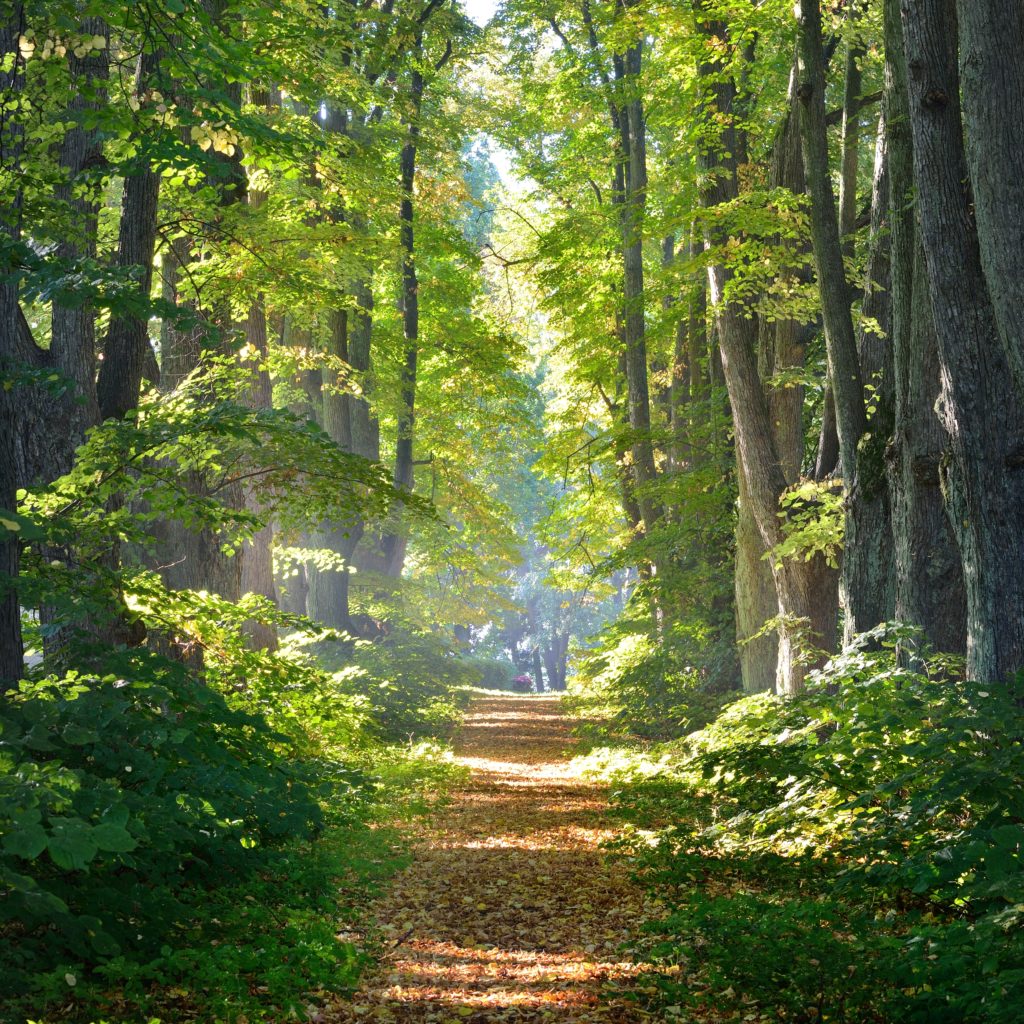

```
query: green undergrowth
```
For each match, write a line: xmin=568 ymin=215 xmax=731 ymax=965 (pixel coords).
xmin=572 ymin=625 xmax=1024 ymax=1023
xmin=0 ymin=621 xmax=470 ymax=1023
xmin=1 ymin=719 xmax=464 ymax=1024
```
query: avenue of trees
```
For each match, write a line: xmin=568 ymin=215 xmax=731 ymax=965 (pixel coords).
xmin=2 ymin=0 xmax=1024 ymax=1019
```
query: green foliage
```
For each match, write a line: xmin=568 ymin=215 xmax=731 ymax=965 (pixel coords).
xmin=602 ymin=626 xmax=1024 ymax=1023
xmin=0 ymin=657 xmax=328 ymax=1001
xmin=460 ymin=654 xmax=517 ymax=690
xmin=772 ymin=479 xmax=845 ymax=569
xmin=287 ymin=627 xmax=474 ymax=742
xmin=570 ymin=621 xmax=737 ymax=742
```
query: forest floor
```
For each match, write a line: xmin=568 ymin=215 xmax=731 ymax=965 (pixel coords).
xmin=325 ymin=693 xmax=658 ymax=1023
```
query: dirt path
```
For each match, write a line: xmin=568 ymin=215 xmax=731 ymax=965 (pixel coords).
xmin=327 ymin=694 xmax=655 ymax=1023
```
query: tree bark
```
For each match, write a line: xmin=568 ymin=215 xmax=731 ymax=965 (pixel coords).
xmin=796 ymin=0 xmax=867 ymax=488
xmin=382 ymin=38 xmax=424 ymax=580
xmin=883 ymin=0 xmax=965 ymax=658
xmin=51 ymin=16 xmax=106 ymax=446
xmin=842 ymin=115 xmax=896 ymax=638
xmin=0 ymin=7 xmax=26 ymax=687
xmin=696 ymin=25 xmax=837 ymax=694
xmin=96 ymin=51 xmax=160 ymax=422
xmin=955 ymin=1 xmax=1024 ymax=406
xmin=899 ymin=0 xmax=1024 ymax=681
xmin=616 ymin=41 xmax=660 ymax=531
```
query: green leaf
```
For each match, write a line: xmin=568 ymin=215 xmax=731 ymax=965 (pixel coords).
xmin=90 ymin=822 xmax=137 ymax=853
xmin=47 ymin=818 xmax=99 ymax=870
xmin=61 ymin=722 xmax=99 ymax=745
xmin=3 ymin=823 xmax=48 ymax=860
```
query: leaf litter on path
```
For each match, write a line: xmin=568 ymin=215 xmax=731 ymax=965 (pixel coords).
xmin=324 ymin=695 xmax=659 ymax=1023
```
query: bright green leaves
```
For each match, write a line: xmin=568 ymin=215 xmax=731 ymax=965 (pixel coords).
xmin=2 ymin=814 xmax=137 ymax=870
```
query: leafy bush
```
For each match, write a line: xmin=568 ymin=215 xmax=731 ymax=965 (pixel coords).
xmin=460 ymin=655 xmax=517 ymax=690
xmin=288 ymin=626 xmax=473 ymax=741
xmin=0 ymin=654 xmax=335 ymax=998
xmin=570 ymin=622 xmax=736 ymax=740
xmin=605 ymin=626 xmax=1024 ymax=1023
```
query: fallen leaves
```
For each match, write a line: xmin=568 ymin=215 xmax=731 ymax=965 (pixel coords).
xmin=324 ymin=695 xmax=657 ymax=1022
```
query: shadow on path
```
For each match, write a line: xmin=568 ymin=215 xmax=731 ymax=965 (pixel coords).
xmin=326 ymin=695 xmax=655 ymax=1022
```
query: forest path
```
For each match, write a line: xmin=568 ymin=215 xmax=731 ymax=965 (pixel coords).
xmin=326 ymin=693 xmax=655 ymax=1023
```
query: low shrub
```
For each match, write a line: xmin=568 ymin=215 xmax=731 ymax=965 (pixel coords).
xmin=603 ymin=626 xmax=1024 ymax=1024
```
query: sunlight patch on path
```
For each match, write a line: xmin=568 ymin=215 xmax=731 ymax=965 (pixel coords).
xmin=325 ymin=695 xmax=656 ymax=1022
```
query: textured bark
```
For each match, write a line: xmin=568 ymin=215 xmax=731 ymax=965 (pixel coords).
xmin=51 ymin=17 xmax=106 ymax=445
xmin=814 ymin=39 xmax=863 ymax=479
xmin=96 ymin=51 xmax=160 ymax=422
xmin=883 ymin=0 xmax=965 ymax=658
xmin=735 ymin=462 xmax=778 ymax=693
xmin=696 ymin=27 xmax=837 ymax=694
xmin=796 ymin=0 xmax=867 ymax=487
xmin=616 ymin=41 xmax=660 ymax=530
xmin=381 ymin=43 xmax=424 ymax=580
xmin=900 ymin=0 xmax=1024 ymax=681
xmin=955 ymin=1 xmax=1024 ymax=405
xmin=240 ymin=297 xmax=278 ymax=650
xmin=0 ymin=7 xmax=28 ymax=686
xmin=842 ymin=117 xmax=896 ymax=638
xmin=739 ymin=69 xmax=813 ymax=694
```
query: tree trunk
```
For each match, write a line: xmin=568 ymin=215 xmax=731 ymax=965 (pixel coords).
xmin=883 ymin=0 xmax=965 ymax=658
xmin=617 ymin=41 xmax=660 ymax=531
xmin=899 ymin=0 xmax=1024 ymax=681
xmin=96 ymin=51 xmax=160 ymax=422
xmin=240 ymin=297 xmax=278 ymax=650
xmin=796 ymin=0 xmax=867 ymax=487
xmin=842 ymin=114 xmax=896 ymax=638
xmin=51 ymin=16 xmax=106 ymax=447
xmin=955 ymin=1 xmax=1024 ymax=405
xmin=696 ymin=29 xmax=837 ymax=695
xmin=382 ymin=42 xmax=424 ymax=580
xmin=735 ymin=462 xmax=778 ymax=693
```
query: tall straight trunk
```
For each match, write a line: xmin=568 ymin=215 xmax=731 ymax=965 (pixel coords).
xmin=0 ymin=7 xmax=26 ymax=686
xmin=883 ymin=0 xmax=965 ymax=657
xmin=96 ymin=51 xmax=161 ymax=422
xmin=240 ymin=297 xmax=278 ymax=650
xmin=307 ymin=305 xmax=362 ymax=630
xmin=668 ymin=231 xmax=696 ymax=473
xmin=735 ymin=462 xmax=779 ymax=693
xmin=382 ymin=42 xmax=424 ymax=580
xmin=696 ymin=25 xmax=837 ymax=695
xmin=899 ymin=0 xmax=1024 ymax=681
xmin=955 ymin=2 xmax=1024 ymax=405
xmin=155 ymin=58 xmax=246 ymax=603
xmin=842 ymin=116 xmax=896 ymax=637
xmin=815 ymin=39 xmax=863 ymax=478
xmin=616 ymin=42 xmax=660 ymax=531
xmin=51 ymin=16 xmax=106 ymax=445
xmin=796 ymin=0 xmax=867 ymax=488
xmin=739 ymin=67 xmax=816 ymax=694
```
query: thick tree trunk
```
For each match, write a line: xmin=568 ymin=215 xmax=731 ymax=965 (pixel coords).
xmin=842 ymin=116 xmax=896 ymax=638
xmin=96 ymin=51 xmax=160 ymax=422
xmin=955 ymin=2 xmax=1024 ymax=405
xmin=899 ymin=0 xmax=1024 ymax=681
xmin=240 ymin=297 xmax=278 ymax=650
xmin=735 ymin=463 xmax=778 ymax=693
xmin=697 ymin=38 xmax=836 ymax=695
xmin=883 ymin=0 xmax=965 ymax=658
xmin=51 ymin=17 xmax=106 ymax=446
